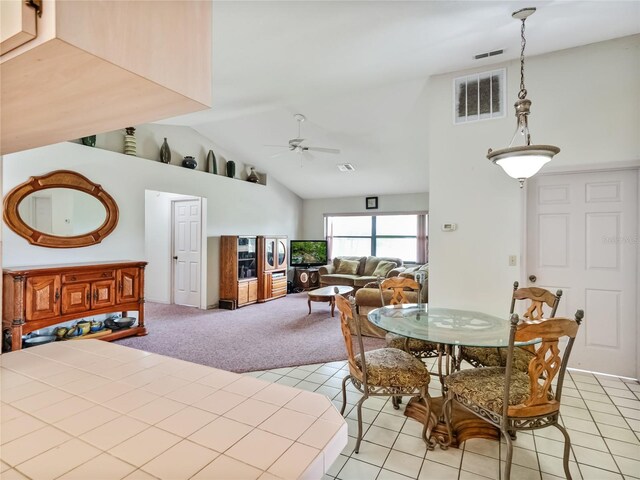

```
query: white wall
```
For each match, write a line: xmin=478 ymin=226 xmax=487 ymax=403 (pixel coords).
xmin=427 ymin=35 xmax=640 ymax=316
xmin=3 ymin=141 xmax=303 ymax=307
xmin=302 ymin=192 xmax=428 ymax=240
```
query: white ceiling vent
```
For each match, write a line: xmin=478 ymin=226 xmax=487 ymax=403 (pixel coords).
xmin=474 ymin=49 xmax=504 ymax=60
xmin=337 ymin=163 xmax=355 ymax=172
xmin=454 ymin=68 xmax=506 ymax=124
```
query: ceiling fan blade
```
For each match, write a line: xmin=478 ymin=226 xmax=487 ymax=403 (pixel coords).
xmin=270 ymin=151 xmax=288 ymax=158
xmin=305 ymin=147 xmax=341 ymax=154
xmin=264 ymin=144 xmax=291 ymax=148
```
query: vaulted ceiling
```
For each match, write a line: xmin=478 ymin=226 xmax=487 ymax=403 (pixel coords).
xmin=162 ymin=1 xmax=640 ymax=199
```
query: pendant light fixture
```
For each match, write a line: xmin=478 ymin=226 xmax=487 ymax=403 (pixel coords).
xmin=487 ymin=8 xmax=559 ymax=187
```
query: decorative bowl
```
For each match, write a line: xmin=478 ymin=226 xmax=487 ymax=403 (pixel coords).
xmin=90 ymin=320 xmax=104 ymax=333
xmin=115 ymin=317 xmax=136 ymax=328
xmin=104 ymin=317 xmax=136 ymax=330
xmin=182 ymin=156 xmax=197 ymax=169
xmin=65 ymin=326 xmax=79 ymax=338
xmin=23 ymin=335 xmax=57 ymax=348
xmin=76 ymin=321 xmax=91 ymax=335
xmin=54 ymin=327 xmax=68 ymax=339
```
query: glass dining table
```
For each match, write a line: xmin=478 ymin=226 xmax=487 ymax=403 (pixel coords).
xmin=368 ymin=303 xmax=539 ymax=448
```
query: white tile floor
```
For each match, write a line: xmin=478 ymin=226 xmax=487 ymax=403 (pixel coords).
xmin=247 ymin=358 xmax=640 ymax=480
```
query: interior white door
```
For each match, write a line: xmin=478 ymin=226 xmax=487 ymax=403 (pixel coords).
xmin=33 ymin=196 xmax=52 ymax=233
xmin=527 ymin=170 xmax=638 ymax=378
xmin=173 ymin=199 xmax=201 ymax=307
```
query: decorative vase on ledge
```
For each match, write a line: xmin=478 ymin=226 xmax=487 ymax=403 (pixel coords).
xmin=247 ymin=167 xmax=260 ymax=183
xmin=124 ymin=127 xmax=136 ymax=156
xmin=159 ymin=138 xmax=171 ymax=164
xmin=207 ymin=150 xmax=217 ymax=174
xmin=81 ymin=135 xmax=96 ymax=147
xmin=226 ymin=160 xmax=235 ymax=178
xmin=182 ymin=156 xmax=197 ymax=169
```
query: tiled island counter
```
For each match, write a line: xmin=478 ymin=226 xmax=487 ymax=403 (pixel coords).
xmin=0 ymin=340 xmax=347 ymax=479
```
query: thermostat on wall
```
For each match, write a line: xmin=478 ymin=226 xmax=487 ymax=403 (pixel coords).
xmin=441 ymin=223 xmax=457 ymax=232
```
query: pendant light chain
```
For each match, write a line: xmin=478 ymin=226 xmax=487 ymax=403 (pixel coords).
xmin=518 ymin=18 xmax=528 ymax=100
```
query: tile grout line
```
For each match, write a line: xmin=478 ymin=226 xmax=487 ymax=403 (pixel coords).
xmin=592 ymin=373 xmax=640 ymax=476
xmin=567 ymin=371 xmax=624 ymax=478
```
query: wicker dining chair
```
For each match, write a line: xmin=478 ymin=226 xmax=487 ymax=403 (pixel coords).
xmin=335 ymin=293 xmax=437 ymax=453
xmin=379 ymin=276 xmax=438 ymax=360
xmin=460 ymin=281 xmax=563 ymax=371
xmin=444 ymin=310 xmax=584 ymax=480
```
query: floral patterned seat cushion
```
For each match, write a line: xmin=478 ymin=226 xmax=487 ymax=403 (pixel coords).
xmin=385 ymin=332 xmax=437 ymax=354
xmin=461 ymin=346 xmax=534 ymax=372
xmin=445 ymin=367 xmax=532 ymax=414
xmin=355 ymin=348 xmax=430 ymax=388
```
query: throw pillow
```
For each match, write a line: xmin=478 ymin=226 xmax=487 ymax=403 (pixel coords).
xmin=336 ymin=259 xmax=360 ymax=275
xmin=363 ymin=257 xmax=381 ymax=276
xmin=372 ymin=260 xmax=396 ymax=277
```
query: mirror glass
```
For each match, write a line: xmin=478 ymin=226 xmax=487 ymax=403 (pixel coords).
xmin=17 ymin=188 xmax=107 ymax=237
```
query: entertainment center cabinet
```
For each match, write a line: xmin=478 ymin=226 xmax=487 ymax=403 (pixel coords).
xmin=219 ymin=235 xmax=287 ymax=309
xmin=2 ymin=261 xmax=147 ymax=351
xmin=219 ymin=236 xmax=259 ymax=309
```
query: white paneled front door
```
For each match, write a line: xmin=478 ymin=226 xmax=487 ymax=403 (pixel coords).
xmin=527 ymin=170 xmax=638 ymax=378
xmin=173 ymin=199 xmax=201 ymax=307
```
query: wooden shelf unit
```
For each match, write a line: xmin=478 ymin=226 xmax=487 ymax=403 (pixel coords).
xmin=220 ymin=235 xmax=288 ymax=308
xmin=257 ymin=236 xmax=288 ymax=303
xmin=219 ymin=236 xmax=259 ymax=309
xmin=2 ymin=261 xmax=147 ymax=351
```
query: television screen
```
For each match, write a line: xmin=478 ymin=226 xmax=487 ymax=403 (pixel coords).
xmin=290 ymin=240 xmax=328 ymax=267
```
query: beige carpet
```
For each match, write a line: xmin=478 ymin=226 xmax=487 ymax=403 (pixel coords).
xmin=115 ymin=293 xmax=385 ymax=372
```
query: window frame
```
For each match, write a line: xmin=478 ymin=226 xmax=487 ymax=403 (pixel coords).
xmin=324 ymin=212 xmax=428 ymax=264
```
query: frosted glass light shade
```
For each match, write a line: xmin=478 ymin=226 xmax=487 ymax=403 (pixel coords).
xmin=487 ymin=144 xmax=560 ymax=183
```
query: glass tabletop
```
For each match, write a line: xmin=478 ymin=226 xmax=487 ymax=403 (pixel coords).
xmin=367 ymin=304 xmax=539 ymax=347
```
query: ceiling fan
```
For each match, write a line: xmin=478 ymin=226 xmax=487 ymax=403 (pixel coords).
xmin=264 ymin=114 xmax=340 ymax=158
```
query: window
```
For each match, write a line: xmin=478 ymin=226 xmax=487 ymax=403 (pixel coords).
xmin=454 ymin=68 xmax=505 ymax=124
xmin=325 ymin=213 xmax=427 ymax=263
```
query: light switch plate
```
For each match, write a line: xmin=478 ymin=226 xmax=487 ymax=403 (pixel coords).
xmin=508 ymin=255 xmax=517 ymax=266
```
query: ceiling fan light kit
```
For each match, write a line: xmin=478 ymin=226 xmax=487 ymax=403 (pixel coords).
xmin=487 ymin=7 xmax=560 ymax=188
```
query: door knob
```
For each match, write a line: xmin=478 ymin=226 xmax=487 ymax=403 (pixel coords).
xmin=528 ymin=275 xmax=537 ymax=283
xmin=173 ymin=256 xmax=178 ymax=260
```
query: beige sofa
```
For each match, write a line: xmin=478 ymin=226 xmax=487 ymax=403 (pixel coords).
xmin=353 ymin=264 xmax=429 ymax=338
xmin=318 ymin=256 xmax=404 ymax=289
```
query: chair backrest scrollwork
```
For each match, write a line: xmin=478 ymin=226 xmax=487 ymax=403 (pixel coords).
xmin=503 ymin=310 xmax=584 ymax=419
xmin=510 ymin=281 xmax=562 ymax=320
xmin=379 ymin=276 xmax=420 ymax=306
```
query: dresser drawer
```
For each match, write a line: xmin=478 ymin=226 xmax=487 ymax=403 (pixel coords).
xmin=62 ymin=270 xmax=115 ymax=284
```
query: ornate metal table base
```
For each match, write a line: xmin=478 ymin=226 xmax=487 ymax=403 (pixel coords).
xmin=405 ymin=392 xmax=500 ymax=448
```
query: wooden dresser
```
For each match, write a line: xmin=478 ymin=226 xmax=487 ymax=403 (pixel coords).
xmin=2 ymin=261 xmax=147 ymax=351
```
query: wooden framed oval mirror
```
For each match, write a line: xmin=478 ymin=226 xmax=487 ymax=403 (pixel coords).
xmin=3 ymin=170 xmax=119 ymax=248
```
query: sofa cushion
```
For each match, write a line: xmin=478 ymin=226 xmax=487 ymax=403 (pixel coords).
xmin=336 ymin=259 xmax=360 ymax=275
xmin=354 ymin=276 xmax=379 ymax=288
xmin=363 ymin=257 xmax=381 ymax=276
xmin=363 ymin=256 xmax=402 ymax=276
xmin=373 ymin=261 xmax=396 ymax=277
xmin=334 ymin=256 xmax=366 ymax=275
xmin=320 ymin=274 xmax=358 ymax=286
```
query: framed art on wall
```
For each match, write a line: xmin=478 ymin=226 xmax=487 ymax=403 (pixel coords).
xmin=366 ymin=196 xmax=378 ymax=209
